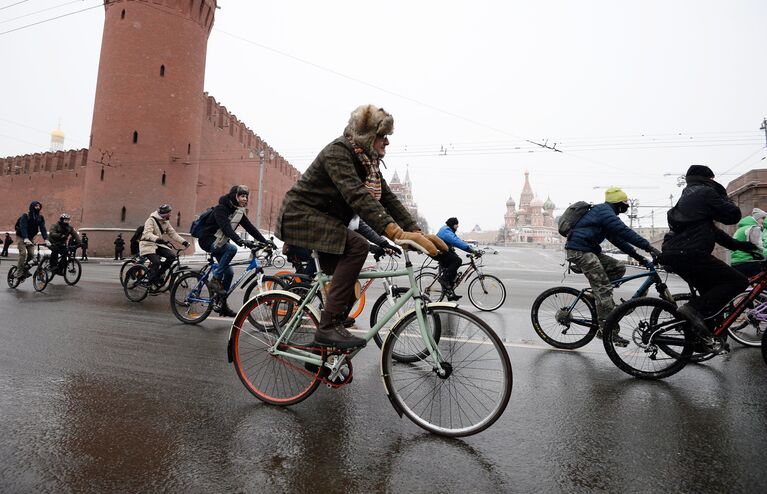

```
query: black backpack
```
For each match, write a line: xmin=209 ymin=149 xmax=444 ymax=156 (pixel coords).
xmin=558 ymin=201 xmax=592 ymax=237
xmin=190 ymin=207 xmax=214 ymax=238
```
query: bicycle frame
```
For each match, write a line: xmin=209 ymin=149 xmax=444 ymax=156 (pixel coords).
xmin=570 ymin=266 xmax=666 ymax=308
xmin=187 ymin=251 xmax=264 ymax=303
xmin=258 ymin=250 xmax=446 ymax=374
xmin=711 ymin=270 xmax=767 ymax=337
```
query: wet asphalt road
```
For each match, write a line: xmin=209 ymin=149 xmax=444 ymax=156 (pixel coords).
xmin=1 ymin=247 xmax=766 ymax=493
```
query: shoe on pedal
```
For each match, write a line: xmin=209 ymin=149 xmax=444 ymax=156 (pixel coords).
xmin=677 ymin=303 xmax=709 ymax=337
xmin=216 ymin=301 xmax=237 ymax=318
xmin=313 ymin=311 xmax=366 ymax=349
xmin=446 ymin=290 xmax=462 ymax=302
xmin=343 ymin=316 xmax=356 ymax=328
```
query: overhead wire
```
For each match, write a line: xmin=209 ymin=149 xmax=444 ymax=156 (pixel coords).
xmin=0 ymin=0 xmax=93 ymax=25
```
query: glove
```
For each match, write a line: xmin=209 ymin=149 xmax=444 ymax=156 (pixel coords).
xmin=646 ymin=246 xmax=662 ymax=259
xmin=384 ymin=223 xmax=439 ymax=256
xmin=242 ymin=240 xmax=256 ymax=249
xmin=369 ymin=244 xmax=386 ymax=259
xmin=269 ymin=241 xmax=277 ymax=249
xmin=156 ymin=239 xmax=169 ymax=246
xmin=44 ymin=239 xmax=51 ymax=247
xmin=473 ymin=249 xmax=483 ymax=257
xmin=383 ymin=242 xmax=402 ymax=256
xmin=423 ymin=234 xmax=448 ymax=252
xmin=23 ymin=238 xmax=33 ymax=246
xmin=636 ymin=256 xmax=652 ymax=268
xmin=182 ymin=240 xmax=190 ymax=248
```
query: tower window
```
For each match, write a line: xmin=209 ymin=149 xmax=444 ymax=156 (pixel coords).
xmin=121 ymin=9 xmax=125 ymax=19
xmin=187 ymin=143 xmax=191 ymax=155
xmin=176 ymin=212 xmax=181 ymax=228
xmin=161 ymin=171 xmax=166 ymax=186
xmin=100 ymin=167 xmax=104 ymax=181
xmin=133 ymin=131 xmax=138 ymax=143
xmin=160 ymin=65 xmax=165 ymax=77
xmin=121 ymin=206 xmax=126 ymax=222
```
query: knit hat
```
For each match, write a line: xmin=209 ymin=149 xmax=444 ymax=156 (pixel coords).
xmin=686 ymin=165 xmax=715 ymax=179
xmin=752 ymin=208 xmax=767 ymax=221
xmin=343 ymin=105 xmax=394 ymax=157
xmin=605 ymin=187 xmax=628 ymax=204
xmin=446 ymin=217 xmax=459 ymax=228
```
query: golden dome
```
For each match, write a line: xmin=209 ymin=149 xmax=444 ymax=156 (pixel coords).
xmin=51 ymin=128 xmax=65 ymax=139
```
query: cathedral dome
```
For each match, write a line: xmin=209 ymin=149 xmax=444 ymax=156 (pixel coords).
xmin=543 ymin=196 xmax=555 ymax=210
xmin=506 ymin=196 xmax=516 ymax=207
xmin=530 ymin=196 xmax=544 ymax=208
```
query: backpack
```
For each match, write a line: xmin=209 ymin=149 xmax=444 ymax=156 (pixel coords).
xmin=131 ymin=225 xmax=144 ymax=243
xmin=558 ymin=201 xmax=592 ymax=237
xmin=190 ymin=207 xmax=214 ymax=238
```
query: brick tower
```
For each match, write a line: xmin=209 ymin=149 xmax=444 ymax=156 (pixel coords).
xmin=81 ymin=0 xmax=217 ymax=253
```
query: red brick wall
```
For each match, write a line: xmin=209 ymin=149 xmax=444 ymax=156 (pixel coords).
xmin=0 ymin=150 xmax=88 ymax=235
xmin=196 ymin=95 xmax=300 ymax=234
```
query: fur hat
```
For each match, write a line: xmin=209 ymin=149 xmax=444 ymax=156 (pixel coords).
xmin=343 ymin=105 xmax=394 ymax=157
xmin=752 ymin=208 xmax=767 ymax=221
xmin=686 ymin=165 xmax=715 ymax=179
xmin=605 ymin=187 xmax=628 ymax=204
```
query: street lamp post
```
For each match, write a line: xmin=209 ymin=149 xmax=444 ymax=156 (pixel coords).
xmin=256 ymin=149 xmax=265 ymax=229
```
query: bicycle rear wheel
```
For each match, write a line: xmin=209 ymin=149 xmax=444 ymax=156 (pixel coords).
xmin=123 ymin=265 xmax=150 ymax=302
xmin=381 ymin=306 xmax=512 ymax=437
xmin=32 ymin=266 xmax=48 ymax=292
xmin=531 ymin=286 xmax=598 ymax=349
xmin=64 ymin=258 xmax=82 ymax=285
xmin=762 ymin=330 xmax=767 ymax=365
xmin=230 ymin=292 xmax=322 ymax=405
xmin=272 ymin=255 xmax=286 ymax=268
xmin=7 ymin=266 xmax=20 ymax=288
xmin=416 ymin=270 xmax=444 ymax=301
xmin=170 ymin=271 xmax=213 ymax=324
xmin=370 ymin=291 xmax=442 ymax=363
xmin=603 ymin=297 xmax=693 ymax=380
xmin=467 ymin=274 xmax=506 ymax=311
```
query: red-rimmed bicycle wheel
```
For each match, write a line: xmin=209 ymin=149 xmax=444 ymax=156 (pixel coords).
xmin=230 ymin=292 xmax=322 ymax=405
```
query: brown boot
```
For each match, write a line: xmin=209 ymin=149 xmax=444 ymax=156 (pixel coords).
xmin=313 ymin=311 xmax=366 ymax=349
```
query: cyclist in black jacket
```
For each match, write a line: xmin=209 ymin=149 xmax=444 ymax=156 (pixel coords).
xmin=661 ymin=165 xmax=759 ymax=349
xmin=197 ymin=185 xmax=274 ymax=317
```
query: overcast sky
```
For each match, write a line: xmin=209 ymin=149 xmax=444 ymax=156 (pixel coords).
xmin=2 ymin=0 xmax=766 ymax=232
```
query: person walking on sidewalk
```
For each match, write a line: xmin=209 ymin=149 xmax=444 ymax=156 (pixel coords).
xmin=80 ymin=233 xmax=89 ymax=260
xmin=1 ymin=233 xmax=11 ymax=256
xmin=114 ymin=233 xmax=125 ymax=260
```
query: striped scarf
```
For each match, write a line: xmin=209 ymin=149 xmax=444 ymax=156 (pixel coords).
xmin=350 ymin=142 xmax=382 ymax=200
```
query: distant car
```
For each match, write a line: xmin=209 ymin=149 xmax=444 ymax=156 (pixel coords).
xmin=481 ymin=246 xmax=499 ymax=255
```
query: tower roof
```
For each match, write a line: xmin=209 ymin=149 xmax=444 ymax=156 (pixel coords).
xmin=519 ymin=170 xmax=534 ymax=207
xmin=391 ymin=170 xmax=401 ymax=184
xmin=544 ymin=196 xmax=556 ymax=210
xmin=506 ymin=195 xmax=516 ymax=207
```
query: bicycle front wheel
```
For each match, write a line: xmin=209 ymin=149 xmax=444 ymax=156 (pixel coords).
xmin=762 ymin=330 xmax=767 ymax=365
xmin=531 ymin=286 xmax=597 ymax=349
xmin=467 ymin=274 xmax=506 ymax=311
xmin=272 ymin=255 xmax=286 ymax=268
xmin=370 ymin=292 xmax=441 ymax=363
xmin=123 ymin=265 xmax=149 ymax=302
xmin=7 ymin=266 xmax=20 ymax=288
xmin=416 ymin=270 xmax=444 ymax=301
xmin=603 ymin=297 xmax=693 ymax=380
xmin=381 ymin=306 xmax=512 ymax=437
xmin=231 ymin=292 xmax=322 ymax=405
xmin=724 ymin=291 xmax=765 ymax=347
xmin=64 ymin=258 xmax=82 ymax=285
xmin=32 ymin=266 xmax=48 ymax=292
xmin=170 ymin=272 xmax=213 ymax=324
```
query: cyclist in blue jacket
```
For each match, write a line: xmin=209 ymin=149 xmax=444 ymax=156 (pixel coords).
xmin=436 ymin=217 xmax=480 ymax=301
xmin=565 ymin=187 xmax=660 ymax=343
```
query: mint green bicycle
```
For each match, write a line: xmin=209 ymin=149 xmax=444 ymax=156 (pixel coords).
xmin=226 ymin=242 xmax=513 ymax=437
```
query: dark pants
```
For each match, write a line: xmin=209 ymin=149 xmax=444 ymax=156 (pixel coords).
xmin=1 ymin=243 xmax=9 ymax=256
xmin=663 ymin=253 xmax=748 ymax=317
xmin=50 ymin=244 xmax=69 ymax=274
xmin=145 ymin=246 xmax=176 ymax=283
xmin=732 ymin=261 xmax=762 ymax=280
xmin=437 ymin=250 xmax=462 ymax=288
xmin=81 ymin=247 xmax=88 ymax=260
xmin=317 ymin=230 xmax=369 ymax=314
xmin=115 ymin=248 xmax=124 ymax=260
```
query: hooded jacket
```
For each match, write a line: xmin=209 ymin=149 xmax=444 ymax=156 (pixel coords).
xmin=730 ymin=216 xmax=765 ymax=265
xmin=15 ymin=201 xmax=48 ymax=240
xmin=565 ymin=202 xmax=651 ymax=258
xmin=197 ymin=186 xmax=266 ymax=251
xmin=662 ymin=176 xmax=742 ymax=255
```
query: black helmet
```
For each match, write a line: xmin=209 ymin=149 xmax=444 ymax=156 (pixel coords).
xmin=59 ymin=213 xmax=71 ymax=221
xmin=158 ymin=204 xmax=172 ymax=214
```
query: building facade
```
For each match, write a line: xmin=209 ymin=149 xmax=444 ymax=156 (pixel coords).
xmin=503 ymin=171 xmax=561 ymax=245
xmin=388 ymin=168 xmax=429 ymax=233
xmin=0 ymin=0 xmax=299 ymax=254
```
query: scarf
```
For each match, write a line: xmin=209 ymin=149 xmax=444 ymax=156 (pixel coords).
xmin=213 ymin=207 xmax=245 ymax=249
xmin=349 ymin=140 xmax=382 ymax=200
